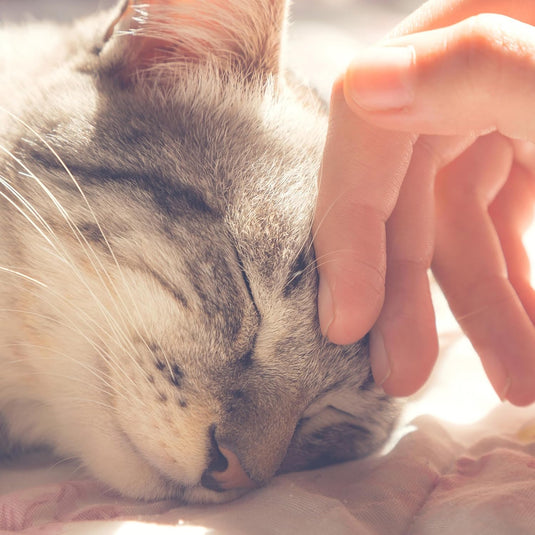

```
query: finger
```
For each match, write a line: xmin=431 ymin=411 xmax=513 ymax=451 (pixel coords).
xmin=344 ymin=14 xmax=535 ymax=140
xmin=369 ymin=136 xmax=438 ymax=394
xmin=512 ymin=140 xmax=535 ymax=174
xmin=433 ymin=133 xmax=535 ymax=406
xmin=371 ymin=134 xmax=474 ymax=395
xmin=490 ymin=163 xmax=535 ymax=325
xmin=313 ymin=76 xmax=415 ymax=345
xmin=389 ymin=0 xmax=535 ymax=38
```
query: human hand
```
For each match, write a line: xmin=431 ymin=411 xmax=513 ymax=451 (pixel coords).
xmin=314 ymin=0 xmax=535 ymax=405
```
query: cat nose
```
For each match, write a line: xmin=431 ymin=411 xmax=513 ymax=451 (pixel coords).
xmin=200 ymin=428 xmax=256 ymax=492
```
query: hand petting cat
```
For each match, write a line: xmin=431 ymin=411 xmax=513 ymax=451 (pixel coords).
xmin=314 ymin=0 xmax=535 ymax=406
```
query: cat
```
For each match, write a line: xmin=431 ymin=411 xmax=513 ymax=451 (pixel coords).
xmin=0 ymin=0 xmax=398 ymax=504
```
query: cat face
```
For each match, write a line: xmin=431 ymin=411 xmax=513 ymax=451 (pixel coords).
xmin=0 ymin=0 xmax=397 ymax=503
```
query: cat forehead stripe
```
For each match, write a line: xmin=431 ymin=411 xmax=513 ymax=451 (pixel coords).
xmin=144 ymin=266 xmax=189 ymax=308
xmin=27 ymin=152 xmax=219 ymax=218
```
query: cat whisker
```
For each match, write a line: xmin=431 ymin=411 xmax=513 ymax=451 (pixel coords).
xmin=0 ymin=121 xmax=153 ymax=378
xmin=48 ymin=455 xmax=81 ymax=471
xmin=5 ymin=344 xmax=135 ymax=405
xmin=0 ymin=306 xmax=143 ymax=403
xmin=59 ymin=463 xmax=87 ymax=481
xmin=305 ymin=186 xmax=353 ymax=261
xmin=0 ymin=266 xmax=47 ymax=288
xmin=54 ymin=396 xmax=119 ymax=414
xmin=0 ymin=253 xmax=166 ymax=403
xmin=0 ymin=161 xmax=132 ymax=341
xmin=15 ymin=118 xmax=178 ymax=378
xmin=2 ymin=367 xmax=121 ymax=413
xmin=4 ymin=110 xmax=189 ymax=385
xmin=313 ymin=248 xmax=381 ymax=268
xmin=47 ymin=457 xmax=89 ymax=484
xmin=0 ymin=176 xmax=59 ymax=252
xmin=8 ymin=279 xmax=137 ymax=375
xmin=2 ymin=347 xmax=134 ymax=408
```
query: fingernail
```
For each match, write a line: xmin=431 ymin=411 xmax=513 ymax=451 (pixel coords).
xmin=318 ymin=276 xmax=335 ymax=338
xmin=370 ymin=329 xmax=391 ymax=386
xmin=345 ymin=46 xmax=415 ymax=111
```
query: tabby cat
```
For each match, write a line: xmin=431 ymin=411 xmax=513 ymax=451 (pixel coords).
xmin=0 ymin=0 xmax=397 ymax=503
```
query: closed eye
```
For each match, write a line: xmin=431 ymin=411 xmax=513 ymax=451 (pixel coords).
xmin=234 ymin=247 xmax=258 ymax=314
xmin=325 ymin=405 xmax=359 ymax=420
xmin=283 ymin=250 xmax=310 ymax=297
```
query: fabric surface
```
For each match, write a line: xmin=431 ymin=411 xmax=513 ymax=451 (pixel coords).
xmin=1 ymin=1 xmax=535 ymax=533
xmin=2 ymin=410 xmax=535 ymax=534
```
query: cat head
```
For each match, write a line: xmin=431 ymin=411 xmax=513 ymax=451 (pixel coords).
xmin=6 ymin=0 xmax=397 ymax=503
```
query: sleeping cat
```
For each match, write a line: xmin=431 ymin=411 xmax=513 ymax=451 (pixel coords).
xmin=0 ymin=0 xmax=398 ymax=503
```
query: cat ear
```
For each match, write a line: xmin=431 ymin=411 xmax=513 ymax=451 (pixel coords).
xmin=102 ymin=0 xmax=288 ymax=83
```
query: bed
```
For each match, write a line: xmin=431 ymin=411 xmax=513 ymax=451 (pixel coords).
xmin=2 ymin=1 xmax=535 ymax=533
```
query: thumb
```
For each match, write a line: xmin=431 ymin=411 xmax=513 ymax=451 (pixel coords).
xmin=343 ymin=14 xmax=535 ymax=141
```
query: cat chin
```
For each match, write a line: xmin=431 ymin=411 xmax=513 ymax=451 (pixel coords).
xmin=70 ymin=420 xmax=240 ymax=503
xmin=85 ymin=445 xmax=248 ymax=504
xmin=77 ymin=436 xmax=175 ymax=501
xmin=181 ymin=486 xmax=249 ymax=506
xmin=77 ymin=423 xmax=253 ymax=503
xmin=102 ymin=471 xmax=248 ymax=504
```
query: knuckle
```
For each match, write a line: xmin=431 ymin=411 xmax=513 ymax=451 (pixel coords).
xmin=461 ymin=14 xmax=506 ymax=62
xmin=458 ymin=15 xmax=502 ymax=91
xmin=457 ymin=14 xmax=530 ymax=105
